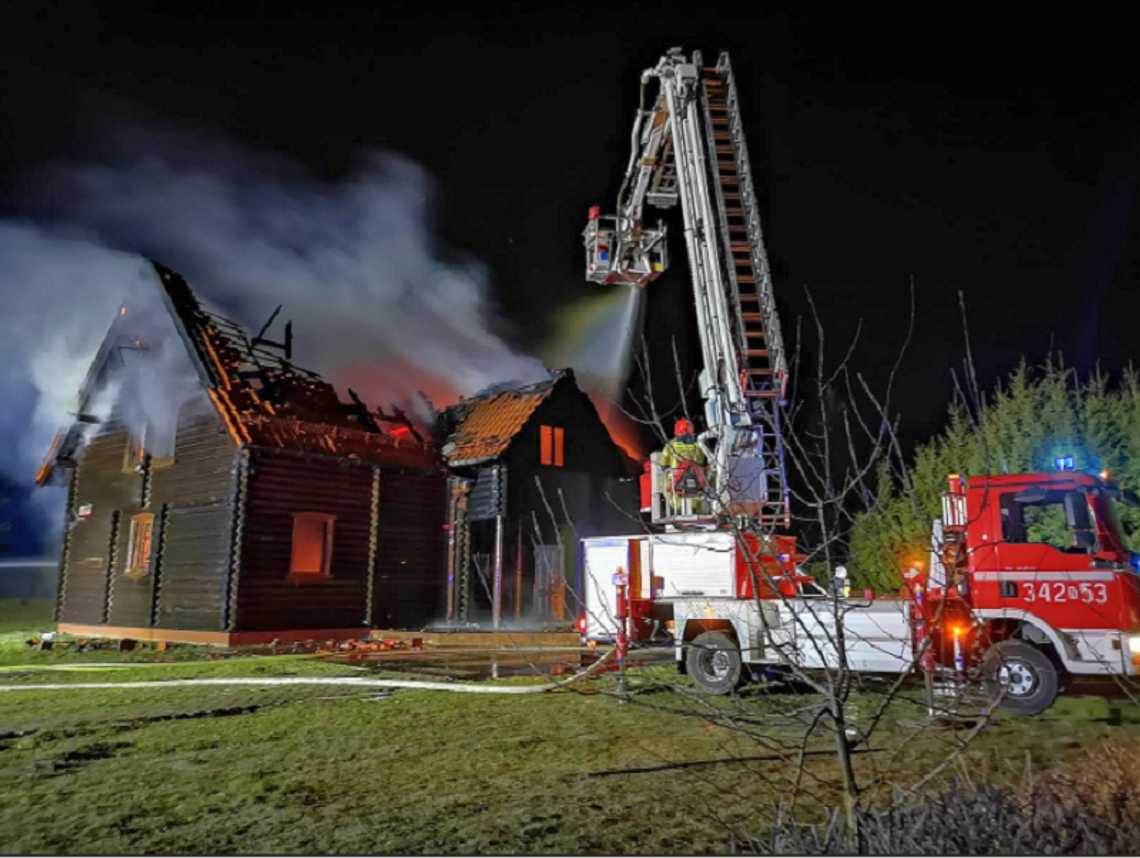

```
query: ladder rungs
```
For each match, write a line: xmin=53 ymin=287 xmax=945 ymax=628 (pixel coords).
xmin=742 ymin=312 xmax=765 ymax=321
xmin=747 ymin=350 xmax=771 ymax=357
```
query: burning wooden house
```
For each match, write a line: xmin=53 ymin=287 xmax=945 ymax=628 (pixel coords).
xmin=440 ymin=370 xmax=637 ymax=628
xmin=37 ymin=262 xmax=446 ymax=644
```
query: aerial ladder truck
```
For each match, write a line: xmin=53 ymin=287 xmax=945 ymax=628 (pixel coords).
xmin=579 ymin=48 xmax=1140 ymax=715
xmin=582 ymin=47 xmax=789 ymax=528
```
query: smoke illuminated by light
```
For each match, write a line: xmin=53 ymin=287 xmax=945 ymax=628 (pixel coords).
xmin=543 ymin=285 xmax=647 ymax=459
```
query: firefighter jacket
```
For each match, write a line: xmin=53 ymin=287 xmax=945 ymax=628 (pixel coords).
xmin=661 ymin=436 xmax=706 ymax=470
xmin=661 ymin=435 xmax=708 ymax=511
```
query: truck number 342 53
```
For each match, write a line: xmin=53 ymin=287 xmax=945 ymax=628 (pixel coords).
xmin=1022 ymin=581 xmax=1108 ymax=605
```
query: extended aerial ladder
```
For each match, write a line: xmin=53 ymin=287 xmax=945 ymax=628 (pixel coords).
xmin=583 ymin=48 xmax=789 ymax=527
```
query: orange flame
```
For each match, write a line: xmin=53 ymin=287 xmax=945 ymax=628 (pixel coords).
xmin=588 ymin=392 xmax=646 ymax=463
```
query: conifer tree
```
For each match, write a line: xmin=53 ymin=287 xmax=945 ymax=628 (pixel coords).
xmin=851 ymin=358 xmax=1140 ymax=582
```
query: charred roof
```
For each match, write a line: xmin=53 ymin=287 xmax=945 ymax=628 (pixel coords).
xmin=440 ymin=369 xmax=571 ymax=467
xmin=37 ymin=262 xmax=437 ymax=485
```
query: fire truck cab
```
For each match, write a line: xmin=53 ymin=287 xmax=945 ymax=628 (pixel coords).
xmin=926 ymin=470 xmax=1140 ymax=712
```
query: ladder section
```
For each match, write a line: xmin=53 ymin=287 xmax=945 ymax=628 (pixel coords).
xmin=700 ymin=54 xmax=790 ymax=527
xmin=646 ymin=138 xmax=679 ymax=208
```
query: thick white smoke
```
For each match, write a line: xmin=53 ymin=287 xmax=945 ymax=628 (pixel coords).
xmin=0 ymin=225 xmax=155 ymax=505
xmin=107 ymin=280 xmax=207 ymax=460
xmin=30 ymin=128 xmax=548 ymax=408
xmin=1 ymin=125 xmax=549 ymax=543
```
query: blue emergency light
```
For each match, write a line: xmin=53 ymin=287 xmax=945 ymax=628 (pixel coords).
xmin=1054 ymin=455 xmax=1075 ymax=471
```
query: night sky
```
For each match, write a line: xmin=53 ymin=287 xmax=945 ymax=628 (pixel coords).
xmin=2 ymin=6 xmax=1139 ymax=554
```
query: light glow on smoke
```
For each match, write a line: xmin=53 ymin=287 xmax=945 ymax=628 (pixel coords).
xmin=543 ymin=285 xmax=647 ymax=459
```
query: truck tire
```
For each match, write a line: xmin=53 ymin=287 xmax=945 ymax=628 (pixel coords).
xmin=981 ymin=640 xmax=1060 ymax=716
xmin=686 ymin=631 xmax=743 ymax=695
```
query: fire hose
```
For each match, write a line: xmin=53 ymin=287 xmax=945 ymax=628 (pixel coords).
xmin=0 ymin=648 xmax=617 ymax=696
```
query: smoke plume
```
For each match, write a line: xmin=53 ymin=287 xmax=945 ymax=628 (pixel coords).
xmin=0 ymin=224 xmax=157 ymax=523
xmin=103 ymin=279 xmax=208 ymax=460
xmin=0 ymin=121 xmax=549 ymax=545
xmin=28 ymin=124 xmax=548 ymax=404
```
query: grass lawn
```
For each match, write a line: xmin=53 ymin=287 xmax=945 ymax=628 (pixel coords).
xmin=0 ymin=598 xmax=53 ymax=636
xmin=2 ymin=599 xmax=1139 ymax=853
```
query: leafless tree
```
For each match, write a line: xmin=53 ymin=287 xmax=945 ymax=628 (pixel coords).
xmin=464 ymin=286 xmax=1137 ymax=853
xmin=567 ymin=284 xmax=1027 ymax=851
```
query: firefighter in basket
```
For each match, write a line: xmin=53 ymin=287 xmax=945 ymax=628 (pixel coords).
xmin=660 ymin=418 xmax=710 ymax=513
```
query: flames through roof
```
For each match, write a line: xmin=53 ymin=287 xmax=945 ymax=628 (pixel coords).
xmin=37 ymin=262 xmax=437 ymax=485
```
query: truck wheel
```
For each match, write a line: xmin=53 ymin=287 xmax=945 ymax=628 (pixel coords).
xmin=981 ymin=640 xmax=1060 ymax=716
xmin=686 ymin=631 xmax=743 ymax=695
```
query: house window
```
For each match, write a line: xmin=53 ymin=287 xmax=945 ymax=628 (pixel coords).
xmin=291 ymin=513 xmax=335 ymax=577
xmin=123 ymin=426 xmax=147 ymax=474
xmin=125 ymin=513 xmax=155 ymax=577
xmin=540 ymin=426 xmax=564 ymax=467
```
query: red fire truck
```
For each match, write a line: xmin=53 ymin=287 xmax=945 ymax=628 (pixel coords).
xmin=923 ymin=469 xmax=1140 ymax=713
xmin=583 ymin=469 xmax=1139 ymax=714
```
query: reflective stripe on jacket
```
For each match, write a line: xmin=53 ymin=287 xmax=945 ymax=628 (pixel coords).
xmin=661 ymin=439 xmax=706 ymax=469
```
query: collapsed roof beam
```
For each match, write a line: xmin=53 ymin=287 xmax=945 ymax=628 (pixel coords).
xmin=251 ymin=305 xmax=293 ymax=361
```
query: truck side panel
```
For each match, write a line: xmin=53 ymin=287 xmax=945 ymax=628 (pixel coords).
xmin=582 ymin=539 xmax=632 ymax=639
xmin=787 ymin=600 xmax=913 ymax=673
xmin=653 ymin=532 xmax=736 ymax=598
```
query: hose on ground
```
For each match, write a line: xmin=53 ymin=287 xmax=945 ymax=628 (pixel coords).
xmin=0 ymin=649 xmax=617 ymax=696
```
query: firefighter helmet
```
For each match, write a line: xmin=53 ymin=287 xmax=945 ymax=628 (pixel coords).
xmin=674 ymin=418 xmax=694 ymax=438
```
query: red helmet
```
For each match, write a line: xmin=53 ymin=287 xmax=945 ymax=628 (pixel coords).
xmin=674 ymin=418 xmax=694 ymax=438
